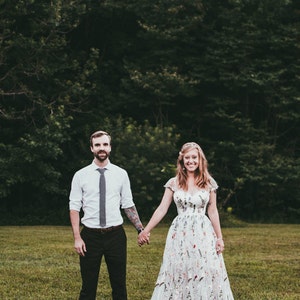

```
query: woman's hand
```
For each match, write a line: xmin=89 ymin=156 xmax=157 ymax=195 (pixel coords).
xmin=216 ymin=238 xmax=224 ymax=255
xmin=138 ymin=230 xmax=150 ymax=246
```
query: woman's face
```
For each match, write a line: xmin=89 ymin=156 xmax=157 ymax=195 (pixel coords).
xmin=183 ymin=148 xmax=199 ymax=173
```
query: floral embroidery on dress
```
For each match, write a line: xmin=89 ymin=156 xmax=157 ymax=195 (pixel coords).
xmin=151 ymin=177 xmax=234 ymax=300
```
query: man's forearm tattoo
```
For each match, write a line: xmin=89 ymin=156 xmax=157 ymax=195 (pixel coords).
xmin=124 ymin=206 xmax=143 ymax=230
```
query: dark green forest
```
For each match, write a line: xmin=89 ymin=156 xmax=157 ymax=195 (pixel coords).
xmin=0 ymin=0 xmax=299 ymax=225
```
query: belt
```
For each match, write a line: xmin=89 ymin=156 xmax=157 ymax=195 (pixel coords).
xmin=83 ymin=225 xmax=122 ymax=234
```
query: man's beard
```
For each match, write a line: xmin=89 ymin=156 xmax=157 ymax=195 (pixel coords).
xmin=94 ymin=151 xmax=109 ymax=162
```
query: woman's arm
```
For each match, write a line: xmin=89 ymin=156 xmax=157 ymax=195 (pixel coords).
xmin=207 ymin=190 xmax=224 ymax=254
xmin=138 ymin=187 xmax=174 ymax=245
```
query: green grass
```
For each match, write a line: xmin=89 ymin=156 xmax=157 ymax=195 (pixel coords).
xmin=0 ymin=224 xmax=299 ymax=299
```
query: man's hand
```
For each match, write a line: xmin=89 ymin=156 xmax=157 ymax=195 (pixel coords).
xmin=138 ymin=230 xmax=150 ymax=247
xmin=74 ymin=237 xmax=87 ymax=256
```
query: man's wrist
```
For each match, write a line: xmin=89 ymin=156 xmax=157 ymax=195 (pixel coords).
xmin=137 ymin=228 xmax=144 ymax=234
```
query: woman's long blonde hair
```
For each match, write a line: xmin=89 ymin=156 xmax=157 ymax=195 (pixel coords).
xmin=176 ymin=142 xmax=211 ymax=190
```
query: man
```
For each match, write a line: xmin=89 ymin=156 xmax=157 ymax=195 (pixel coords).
xmin=69 ymin=130 xmax=146 ymax=300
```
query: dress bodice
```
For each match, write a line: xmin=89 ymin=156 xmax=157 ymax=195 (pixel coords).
xmin=173 ymin=189 xmax=210 ymax=215
xmin=164 ymin=176 xmax=218 ymax=216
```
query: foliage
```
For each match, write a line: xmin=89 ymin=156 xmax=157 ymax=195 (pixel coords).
xmin=108 ymin=118 xmax=180 ymax=215
xmin=0 ymin=0 xmax=95 ymax=222
xmin=196 ymin=0 xmax=300 ymax=221
xmin=120 ymin=0 xmax=300 ymax=222
xmin=0 ymin=0 xmax=299 ymax=223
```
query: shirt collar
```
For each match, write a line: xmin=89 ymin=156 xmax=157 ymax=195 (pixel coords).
xmin=91 ymin=160 xmax=112 ymax=171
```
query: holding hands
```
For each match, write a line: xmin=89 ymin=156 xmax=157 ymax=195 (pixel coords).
xmin=138 ymin=230 xmax=150 ymax=246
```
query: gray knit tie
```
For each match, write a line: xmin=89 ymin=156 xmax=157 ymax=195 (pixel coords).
xmin=98 ymin=168 xmax=106 ymax=227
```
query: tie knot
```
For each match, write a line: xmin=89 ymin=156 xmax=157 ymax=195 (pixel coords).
xmin=98 ymin=168 xmax=106 ymax=175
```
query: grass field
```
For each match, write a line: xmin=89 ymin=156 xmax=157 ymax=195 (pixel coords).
xmin=0 ymin=224 xmax=299 ymax=300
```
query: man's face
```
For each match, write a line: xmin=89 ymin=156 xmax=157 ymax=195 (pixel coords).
xmin=90 ymin=135 xmax=111 ymax=162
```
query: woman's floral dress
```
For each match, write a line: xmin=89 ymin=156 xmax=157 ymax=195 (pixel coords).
xmin=151 ymin=177 xmax=234 ymax=300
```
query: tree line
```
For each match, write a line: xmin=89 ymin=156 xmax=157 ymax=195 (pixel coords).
xmin=0 ymin=0 xmax=299 ymax=225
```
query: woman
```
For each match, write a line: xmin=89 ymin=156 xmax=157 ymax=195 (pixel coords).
xmin=138 ymin=142 xmax=234 ymax=299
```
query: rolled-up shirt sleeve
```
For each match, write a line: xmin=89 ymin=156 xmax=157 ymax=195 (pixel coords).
xmin=69 ymin=172 xmax=83 ymax=211
xmin=120 ymin=170 xmax=135 ymax=209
